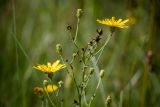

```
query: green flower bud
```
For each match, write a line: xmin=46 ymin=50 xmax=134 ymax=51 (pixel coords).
xmin=84 ymin=75 xmax=87 ymax=81
xmin=76 ymin=9 xmax=82 ymax=18
xmin=58 ymin=81 xmax=63 ymax=87
xmin=43 ymin=80 xmax=48 ymax=86
xmin=73 ymin=53 xmax=77 ymax=58
xmin=100 ymin=69 xmax=104 ymax=78
xmin=56 ymin=44 xmax=62 ymax=55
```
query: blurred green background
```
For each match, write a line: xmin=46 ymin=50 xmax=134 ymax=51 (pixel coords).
xmin=0 ymin=0 xmax=160 ymax=107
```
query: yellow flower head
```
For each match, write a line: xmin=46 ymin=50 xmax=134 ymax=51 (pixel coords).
xmin=44 ymin=84 xmax=58 ymax=93
xmin=97 ymin=17 xmax=129 ymax=28
xmin=33 ymin=60 xmax=66 ymax=73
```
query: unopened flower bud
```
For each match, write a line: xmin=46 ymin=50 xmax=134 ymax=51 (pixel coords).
xmin=84 ymin=75 xmax=87 ymax=81
xmin=89 ymin=68 xmax=94 ymax=75
xmin=105 ymin=96 xmax=112 ymax=106
xmin=73 ymin=53 xmax=77 ymax=58
xmin=100 ymin=69 xmax=104 ymax=78
xmin=58 ymin=81 xmax=63 ymax=87
xmin=56 ymin=44 xmax=62 ymax=55
xmin=43 ymin=80 xmax=48 ymax=86
xmin=76 ymin=9 xmax=82 ymax=18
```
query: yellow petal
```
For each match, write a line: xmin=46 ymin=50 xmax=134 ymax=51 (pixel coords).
xmin=45 ymin=84 xmax=58 ymax=93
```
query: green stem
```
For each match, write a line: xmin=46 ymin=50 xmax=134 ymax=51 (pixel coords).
xmin=96 ymin=32 xmax=113 ymax=64
xmin=74 ymin=18 xmax=80 ymax=42
xmin=43 ymin=84 xmax=56 ymax=107
xmin=119 ymin=91 xmax=123 ymax=107
xmin=42 ymin=100 xmax=44 ymax=107
xmin=88 ymin=78 xmax=101 ymax=107
xmin=91 ymin=57 xmax=106 ymax=107
xmin=60 ymin=55 xmax=81 ymax=106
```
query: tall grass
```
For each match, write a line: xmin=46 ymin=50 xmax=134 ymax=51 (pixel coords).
xmin=0 ymin=0 xmax=160 ymax=107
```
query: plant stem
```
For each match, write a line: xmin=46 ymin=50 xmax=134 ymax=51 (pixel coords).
xmin=60 ymin=55 xmax=81 ymax=107
xmin=42 ymin=100 xmax=44 ymax=107
xmin=91 ymin=57 xmax=106 ymax=107
xmin=119 ymin=91 xmax=123 ymax=107
xmin=43 ymin=84 xmax=56 ymax=107
xmin=88 ymin=78 xmax=101 ymax=107
xmin=74 ymin=18 xmax=80 ymax=42
xmin=96 ymin=32 xmax=113 ymax=64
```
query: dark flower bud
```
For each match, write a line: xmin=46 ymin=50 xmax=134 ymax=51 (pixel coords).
xmin=74 ymin=99 xmax=79 ymax=105
xmin=65 ymin=59 xmax=68 ymax=62
xmin=82 ymin=48 xmax=85 ymax=51
xmin=95 ymin=35 xmax=101 ymax=43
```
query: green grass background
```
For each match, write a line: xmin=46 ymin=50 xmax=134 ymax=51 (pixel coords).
xmin=0 ymin=0 xmax=160 ymax=107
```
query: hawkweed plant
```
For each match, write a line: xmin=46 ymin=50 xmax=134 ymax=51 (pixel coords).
xmin=33 ymin=9 xmax=129 ymax=107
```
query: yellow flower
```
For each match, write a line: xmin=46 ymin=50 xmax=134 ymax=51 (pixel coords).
xmin=44 ymin=84 xmax=58 ymax=93
xmin=97 ymin=17 xmax=129 ymax=28
xmin=33 ymin=60 xmax=66 ymax=73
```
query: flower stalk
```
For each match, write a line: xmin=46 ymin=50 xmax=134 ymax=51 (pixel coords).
xmin=32 ymin=9 xmax=129 ymax=107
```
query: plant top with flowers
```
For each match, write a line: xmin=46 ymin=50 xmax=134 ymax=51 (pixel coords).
xmin=33 ymin=9 xmax=129 ymax=107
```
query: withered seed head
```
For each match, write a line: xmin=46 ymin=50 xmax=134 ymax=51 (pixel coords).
xmin=95 ymin=35 xmax=101 ymax=43
xmin=67 ymin=25 xmax=72 ymax=30
xmin=74 ymin=99 xmax=79 ymax=105
xmin=33 ymin=87 xmax=43 ymax=95
xmin=96 ymin=29 xmax=103 ymax=35
xmin=82 ymin=48 xmax=85 ymax=51
xmin=79 ymin=60 xmax=82 ymax=63
xmin=65 ymin=59 xmax=68 ymax=62
xmin=70 ymin=65 xmax=73 ymax=70
xmin=89 ymin=41 xmax=93 ymax=46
